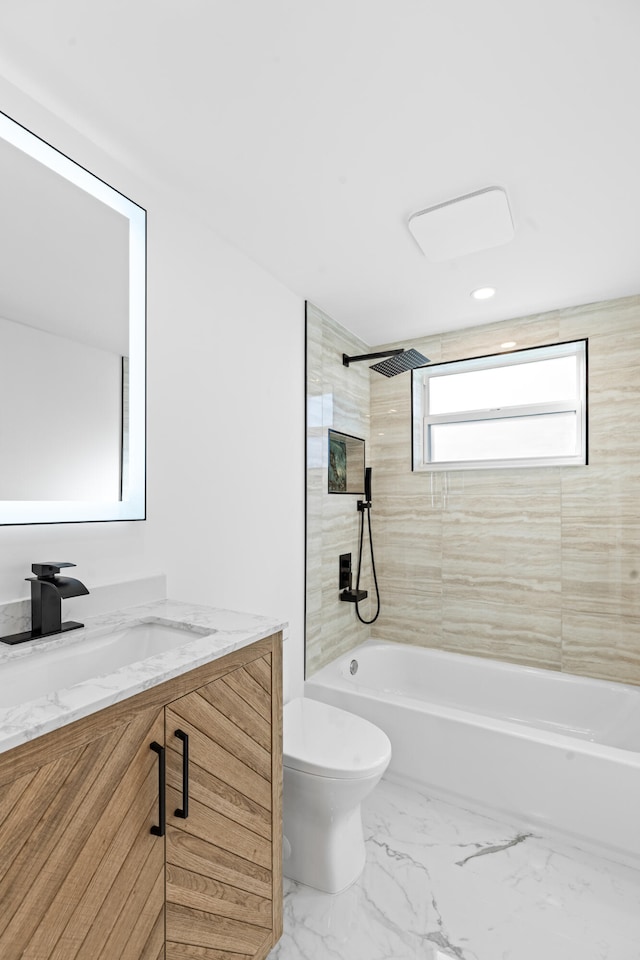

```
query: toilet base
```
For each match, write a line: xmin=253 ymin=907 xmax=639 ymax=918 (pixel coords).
xmin=282 ymin=767 xmax=381 ymax=894
xmin=283 ymin=804 xmax=367 ymax=893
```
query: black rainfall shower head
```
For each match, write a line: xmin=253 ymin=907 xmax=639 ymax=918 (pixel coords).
xmin=370 ymin=348 xmax=430 ymax=377
xmin=343 ymin=348 xmax=430 ymax=377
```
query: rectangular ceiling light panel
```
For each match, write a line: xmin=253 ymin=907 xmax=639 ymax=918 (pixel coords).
xmin=408 ymin=186 xmax=514 ymax=262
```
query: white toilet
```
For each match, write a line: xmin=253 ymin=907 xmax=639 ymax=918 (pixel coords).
xmin=282 ymin=697 xmax=391 ymax=893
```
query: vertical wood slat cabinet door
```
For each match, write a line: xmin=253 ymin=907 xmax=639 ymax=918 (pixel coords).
xmin=0 ymin=706 xmax=166 ymax=960
xmin=165 ymin=646 xmax=283 ymax=960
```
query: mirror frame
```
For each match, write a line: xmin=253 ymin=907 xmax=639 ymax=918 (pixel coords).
xmin=0 ymin=110 xmax=146 ymax=525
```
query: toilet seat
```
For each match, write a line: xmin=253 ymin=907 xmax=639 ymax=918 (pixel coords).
xmin=283 ymin=697 xmax=391 ymax=780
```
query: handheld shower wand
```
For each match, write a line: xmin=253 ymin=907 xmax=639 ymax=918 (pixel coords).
xmin=355 ymin=467 xmax=380 ymax=624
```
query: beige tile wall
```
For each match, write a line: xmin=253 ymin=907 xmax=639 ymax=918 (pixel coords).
xmin=305 ymin=303 xmax=373 ymax=675
xmin=369 ymin=294 xmax=640 ymax=685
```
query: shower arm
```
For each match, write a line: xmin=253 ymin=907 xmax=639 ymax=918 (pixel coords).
xmin=342 ymin=350 xmax=403 ymax=367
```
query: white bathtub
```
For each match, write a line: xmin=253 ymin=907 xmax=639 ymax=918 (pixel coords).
xmin=305 ymin=640 xmax=640 ymax=867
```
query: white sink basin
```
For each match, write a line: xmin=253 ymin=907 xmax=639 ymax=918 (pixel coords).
xmin=0 ymin=621 xmax=213 ymax=709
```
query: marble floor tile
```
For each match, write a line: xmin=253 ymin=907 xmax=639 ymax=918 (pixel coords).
xmin=268 ymin=779 xmax=640 ymax=960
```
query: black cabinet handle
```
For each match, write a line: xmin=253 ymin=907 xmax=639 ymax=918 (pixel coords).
xmin=150 ymin=741 xmax=166 ymax=836
xmin=174 ymin=729 xmax=189 ymax=819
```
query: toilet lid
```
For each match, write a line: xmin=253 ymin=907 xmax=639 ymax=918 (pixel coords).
xmin=283 ymin=697 xmax=391 ymax=779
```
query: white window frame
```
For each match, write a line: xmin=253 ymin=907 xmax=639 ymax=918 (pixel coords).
xmin=412 ymin=340 xmax=588 ymax=471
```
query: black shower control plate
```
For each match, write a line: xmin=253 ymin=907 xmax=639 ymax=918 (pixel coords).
xmin=339 ymin=553 xmax=352 ymax=591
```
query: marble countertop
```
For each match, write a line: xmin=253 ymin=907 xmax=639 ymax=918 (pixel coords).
xmin=0 ymin=598 xmax=286 ymax=755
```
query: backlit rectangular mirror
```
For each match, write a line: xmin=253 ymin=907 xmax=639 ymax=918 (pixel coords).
xmin=0 ymin=110 xmax=146 ymax=524
xmin=328 ymin=429 xmax=365 ymax=494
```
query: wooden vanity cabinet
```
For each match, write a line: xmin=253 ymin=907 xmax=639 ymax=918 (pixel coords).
xmin=165 ymin=652 xmax=281 ymax=960
xmin=0 ymin=633 xmax=282 ymax=960
xmin=0 ymin=705 xmax=165 ymax=960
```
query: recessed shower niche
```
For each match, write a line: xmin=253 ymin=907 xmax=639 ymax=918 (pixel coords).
xmin=328 ymin=430 xmax=366 ymax=495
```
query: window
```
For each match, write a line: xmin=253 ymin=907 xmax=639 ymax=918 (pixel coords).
xmin=412 ymin=340 xmax=587 ymax=470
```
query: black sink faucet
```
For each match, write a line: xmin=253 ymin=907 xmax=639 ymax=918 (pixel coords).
xmin=0 ymin=562 xmax=89 ymax=646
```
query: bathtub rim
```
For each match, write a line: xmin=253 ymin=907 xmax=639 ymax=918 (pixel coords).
xmin=306 ymin=639 xmax=640 ymax=766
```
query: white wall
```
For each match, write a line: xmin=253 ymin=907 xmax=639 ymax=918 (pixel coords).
xmin=0 ymin=79 xmax=305 ymax=698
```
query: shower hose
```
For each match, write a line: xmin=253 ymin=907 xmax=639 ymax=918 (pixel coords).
xmin=355 ymin=503 xmax=381 ymax=624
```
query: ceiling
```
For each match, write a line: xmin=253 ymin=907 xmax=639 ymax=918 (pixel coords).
xmin=0 ymin=0 xmax=638 ymax=345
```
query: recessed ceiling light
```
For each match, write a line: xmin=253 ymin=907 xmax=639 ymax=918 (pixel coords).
xmin=471 ymin=286 xmax=496 ymax=300
xmin=501 ymin=340 xmax=517 ymax=349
